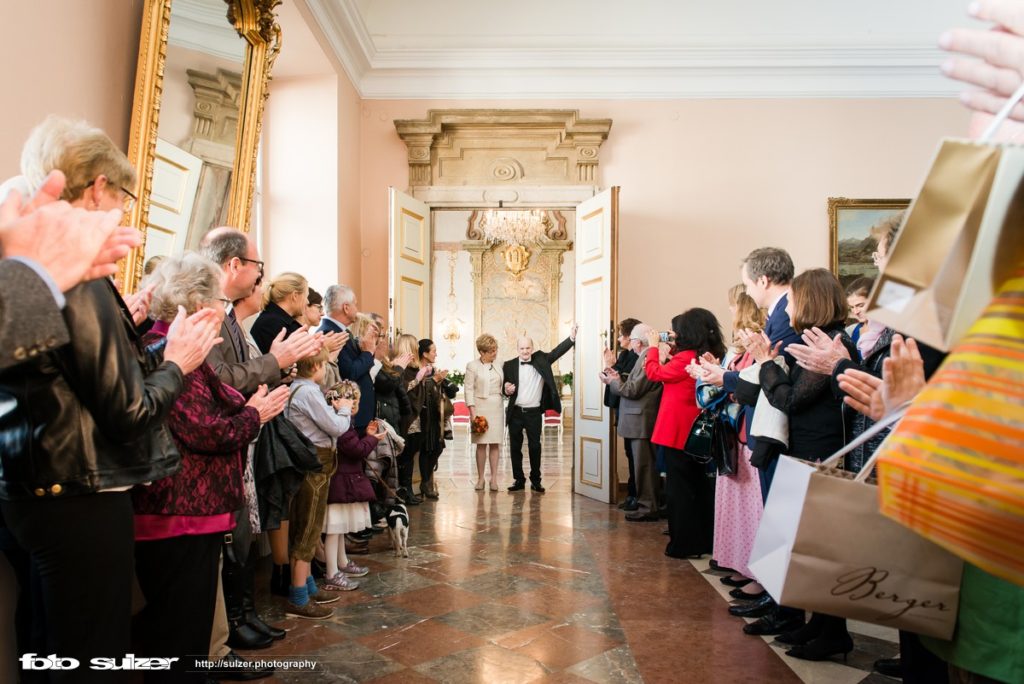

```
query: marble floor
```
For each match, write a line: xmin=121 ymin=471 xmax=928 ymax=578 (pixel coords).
xmin=249 ymin=429 xmax=898 ymax=683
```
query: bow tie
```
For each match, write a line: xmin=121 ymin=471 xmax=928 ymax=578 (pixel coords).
xmin=520 ymin=361 xmax=532 ymax=366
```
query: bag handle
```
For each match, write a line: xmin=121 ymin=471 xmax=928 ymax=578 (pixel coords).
xmin=818 ymin=402 xmax=910 ymax=475
xmin=980 ymin=80 xmax=1024 ymax=142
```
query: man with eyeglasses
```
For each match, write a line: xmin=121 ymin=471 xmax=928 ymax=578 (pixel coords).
xmin=198 ymin=227 xmax=322 ymax=680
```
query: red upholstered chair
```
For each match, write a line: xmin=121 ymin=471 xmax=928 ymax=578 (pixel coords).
xmin=542 ymin=409 xmax=563 ymax=435
xmin=451 ymin=399 xmax=471 ymax=429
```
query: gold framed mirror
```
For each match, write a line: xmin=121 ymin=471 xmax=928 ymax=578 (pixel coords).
xmin=120 ymin=0 xmax=281 ymax=292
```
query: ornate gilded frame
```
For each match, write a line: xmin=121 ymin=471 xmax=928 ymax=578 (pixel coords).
xmin=121 ymin=0 xmax=282 ymax=292
xmin=828 ymin=197 xmax=910 ymax=282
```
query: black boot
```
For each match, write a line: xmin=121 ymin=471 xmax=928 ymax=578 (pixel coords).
xmin=270 ymin=563 xmax=290 ymax=598
xmin=223 ymin=540 xmax=272 ymax=650
xmin=242 ymin=556 xmax=285 ymax=641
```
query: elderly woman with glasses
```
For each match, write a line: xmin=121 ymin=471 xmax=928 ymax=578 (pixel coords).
xmin=0 ymin=117 xmax=221 ymax=670
xmin=133 ymin=253 xmax=288 ymax=680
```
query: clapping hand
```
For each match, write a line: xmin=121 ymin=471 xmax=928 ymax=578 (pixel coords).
xmin=163 ymin=307 xmax=224 ymax=375
xmin=787 ymin=327 xmax=851 ymax=375
xmin=416 ymin=365 xmax=433 ymax=382
xmin=434 ymin=368 xmax=449 ymax=383
xmin=697 ymin=356 xmax=726 ymax=387
xmin=392 ymin=352 xmax=414 ymax=369
xmin=838 ymin=335 xmax=926 ymax=421
xmin=940 ymin=0 xmax=1024 ymax=123
xmin=246 ymin=384 xmax=289 ymax=424
xmin=365 ymin=419 xmax=383 ymax=439
xmin=603 ymin=348 xmax=616 ymax=368
xmin=270 ymin=328 xmax=321 ymax=369
xmin=0 ymin=170 xmax=143 ymax=292
xmin=332 ymin=397 xmax=355 ymax=413
xmin=124 ymin=284 xmax=155 ymax=326
xmin=740 ymin=330 xmax=780 ymax=365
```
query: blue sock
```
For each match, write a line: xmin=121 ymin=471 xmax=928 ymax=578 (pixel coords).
xmin=305 ymin=575 xmax=318 ymax=595
xmin=289 ymin=584 xmax=308 ymax=607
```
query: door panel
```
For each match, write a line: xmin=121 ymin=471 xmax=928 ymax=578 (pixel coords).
xmin=144 ymin=138 xmax=202 ymax=263
xmin=389 ymin=188 xmax=432 ymax=340
xmin=573 ymin=187 xmax=619 ymax=503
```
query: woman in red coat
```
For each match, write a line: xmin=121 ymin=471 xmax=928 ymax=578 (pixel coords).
xmin=645 ymin=308 xmax=727 ymax=559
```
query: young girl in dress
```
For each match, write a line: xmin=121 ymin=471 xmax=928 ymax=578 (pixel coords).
xmin=322 ymin=380 xmax=383 ymax=591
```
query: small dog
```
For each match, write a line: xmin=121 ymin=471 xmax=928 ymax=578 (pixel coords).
xmin=386 ymin=503 xmax=410 ymax=558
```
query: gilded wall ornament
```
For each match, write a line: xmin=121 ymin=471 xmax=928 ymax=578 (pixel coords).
xmin=503 ymin=244 xmax=532 ymax=278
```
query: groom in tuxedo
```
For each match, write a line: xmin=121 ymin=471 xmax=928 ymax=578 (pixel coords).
xmin=502 ymin=325 xmax=577 ymax=493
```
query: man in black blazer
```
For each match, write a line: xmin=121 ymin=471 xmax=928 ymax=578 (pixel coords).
xmin=318 ymin=284 xmax=376 ymax=431
xmin=502 ymin=325 xmax=577 ymax=492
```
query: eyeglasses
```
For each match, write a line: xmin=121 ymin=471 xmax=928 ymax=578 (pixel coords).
xmin=84 ymin=179 xmax=137 ymax=211
xmin=238 ymin=257 xmax=265 ymax=277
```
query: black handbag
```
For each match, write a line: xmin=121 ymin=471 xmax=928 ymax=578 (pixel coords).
xmin=683 ymin=408 xmax=739 ymax=476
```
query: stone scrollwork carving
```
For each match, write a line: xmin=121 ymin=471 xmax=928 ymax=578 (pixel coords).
xmin=394 ymin=110 xmax=612 ymax=190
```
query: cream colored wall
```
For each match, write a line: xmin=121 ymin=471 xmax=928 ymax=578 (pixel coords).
xmin=0 ymin=0 xmax=143 ymax=177
xmin=358 ymin=98 xmax=969 ymax=332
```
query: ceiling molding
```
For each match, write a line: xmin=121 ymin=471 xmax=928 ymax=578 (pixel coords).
xmin=304 ymin=0 xmax=958 ymax=99
xmin=168 ymin=0 xmax=244 ymax=63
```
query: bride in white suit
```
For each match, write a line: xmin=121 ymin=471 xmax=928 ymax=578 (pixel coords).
xmin=465 ymin=333 xmax=505 ymax=491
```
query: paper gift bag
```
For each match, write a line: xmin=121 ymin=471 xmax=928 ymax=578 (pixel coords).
xmin=867 ymin=94 xmax=1024 ymax=352
xmin=748 ymin=413 xmax=964 ymax=639
xmin=876 ymin=267 xmax=1024 ymax=588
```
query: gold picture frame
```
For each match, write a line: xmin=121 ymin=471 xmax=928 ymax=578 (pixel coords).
xmin=828 ymin=197 xmax=910 ymax=289
xmin=120 ymin=0 xmax=282 ymax=292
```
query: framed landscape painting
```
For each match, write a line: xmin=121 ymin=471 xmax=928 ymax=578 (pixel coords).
xmin=828 ymin=197 xmax=911 ymax=289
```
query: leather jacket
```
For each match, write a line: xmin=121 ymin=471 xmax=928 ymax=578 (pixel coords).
xmin=0 ymin=279 xmax=184 ymax=500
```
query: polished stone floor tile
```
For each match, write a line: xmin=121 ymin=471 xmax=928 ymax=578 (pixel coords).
xmin=495 ymin=622 xmax=624 ymax=671
xmin=250 ymin=432 xmax=882 ymax=682
xmin=413 ymin=644 xmax=549 ymax=684
xmin=435 ymin=602 xmax=551 ymax=640
xmin=382 ymin=583 xmax=486 ymax=618
xmin=451 ymin=568 xmax=547 ymax=597
xmin=323 ymin=599 xmax=425 ymax=639
xmin=495 ymin=583 xmax=606 ymax=619
xmin=355 ymin=567 xmax=439 ymax=599
xmin=297 ymin=639 xmax=404 ymax=682
xmin=565 ymin=644 xmax=645 ymax=684
xmin=356 ymin=617 xmax=485 ymax=667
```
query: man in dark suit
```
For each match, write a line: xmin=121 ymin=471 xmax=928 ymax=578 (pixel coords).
xmin=318 ymin=284 xmax=377 ymax=431
xmin=698 ymin=247 xmax=804 ymax=636
xmin=502 ymin=325 xmax=578 ymax=493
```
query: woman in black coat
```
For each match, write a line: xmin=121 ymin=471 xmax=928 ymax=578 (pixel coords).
xmin=747 ymin=268 xmax=858 ymax=662
xmin=251 ymin=272 xmax=307 ymax=353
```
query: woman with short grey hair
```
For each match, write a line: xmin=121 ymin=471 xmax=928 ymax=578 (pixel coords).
xmin=133 ymin=253 xmax=287 ymax=678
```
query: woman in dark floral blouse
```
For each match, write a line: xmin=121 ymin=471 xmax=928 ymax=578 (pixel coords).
xmin=133 ymin=253 xmax=287 ymax=681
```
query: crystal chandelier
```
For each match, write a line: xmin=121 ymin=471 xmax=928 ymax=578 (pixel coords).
xmin=479 ymin=209 xmax=549 ymax=246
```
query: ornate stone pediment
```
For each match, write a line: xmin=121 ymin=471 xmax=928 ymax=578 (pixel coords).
xmin=394 ymin=109 xmax=612 ymax=187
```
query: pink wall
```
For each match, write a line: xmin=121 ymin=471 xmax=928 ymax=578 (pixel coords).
xmin=336 ymin=72 xmax=363 ymax=293
xmin=0 ymin=0 xmax=143 ymax=176
xmin=357 ymin=98 xmax=969 ymax=330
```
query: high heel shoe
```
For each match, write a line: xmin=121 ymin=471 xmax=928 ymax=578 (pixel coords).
xmin=489 ymin=479 xmax=498 ymax=492
xmin=474 ymin=480 xmax=485 ymax=491
xmin=785 ymin=634 xmax=854 ymax=662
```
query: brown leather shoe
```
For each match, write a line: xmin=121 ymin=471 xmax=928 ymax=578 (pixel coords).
xmin=345 ymin=539 xmax=370 ymax=555
xmin=284 ymin=600 xmax=334 ymax=619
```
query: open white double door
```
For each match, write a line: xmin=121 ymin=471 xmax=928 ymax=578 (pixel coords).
xmin=388 ymin=187 xmax=620 ymax=504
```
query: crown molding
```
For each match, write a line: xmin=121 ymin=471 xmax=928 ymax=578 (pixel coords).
xmin=302 ymin=0 xmax=375 ymax=90
xmin=303 ymin=0 xmax=957 ymax=99
xmin=168 ymin=0 xmax=245 ymax=63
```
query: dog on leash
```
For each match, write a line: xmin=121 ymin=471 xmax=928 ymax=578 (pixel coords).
xmin=386 ymin=503 xmax=410 ymax=558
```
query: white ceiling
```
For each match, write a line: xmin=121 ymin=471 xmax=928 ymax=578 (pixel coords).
xmin=302 ymin=0 xmax=980 ymax=99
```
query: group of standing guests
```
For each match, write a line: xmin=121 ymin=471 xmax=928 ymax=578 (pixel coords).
xmin=600 ymin=232 xmax=959 ymax=681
